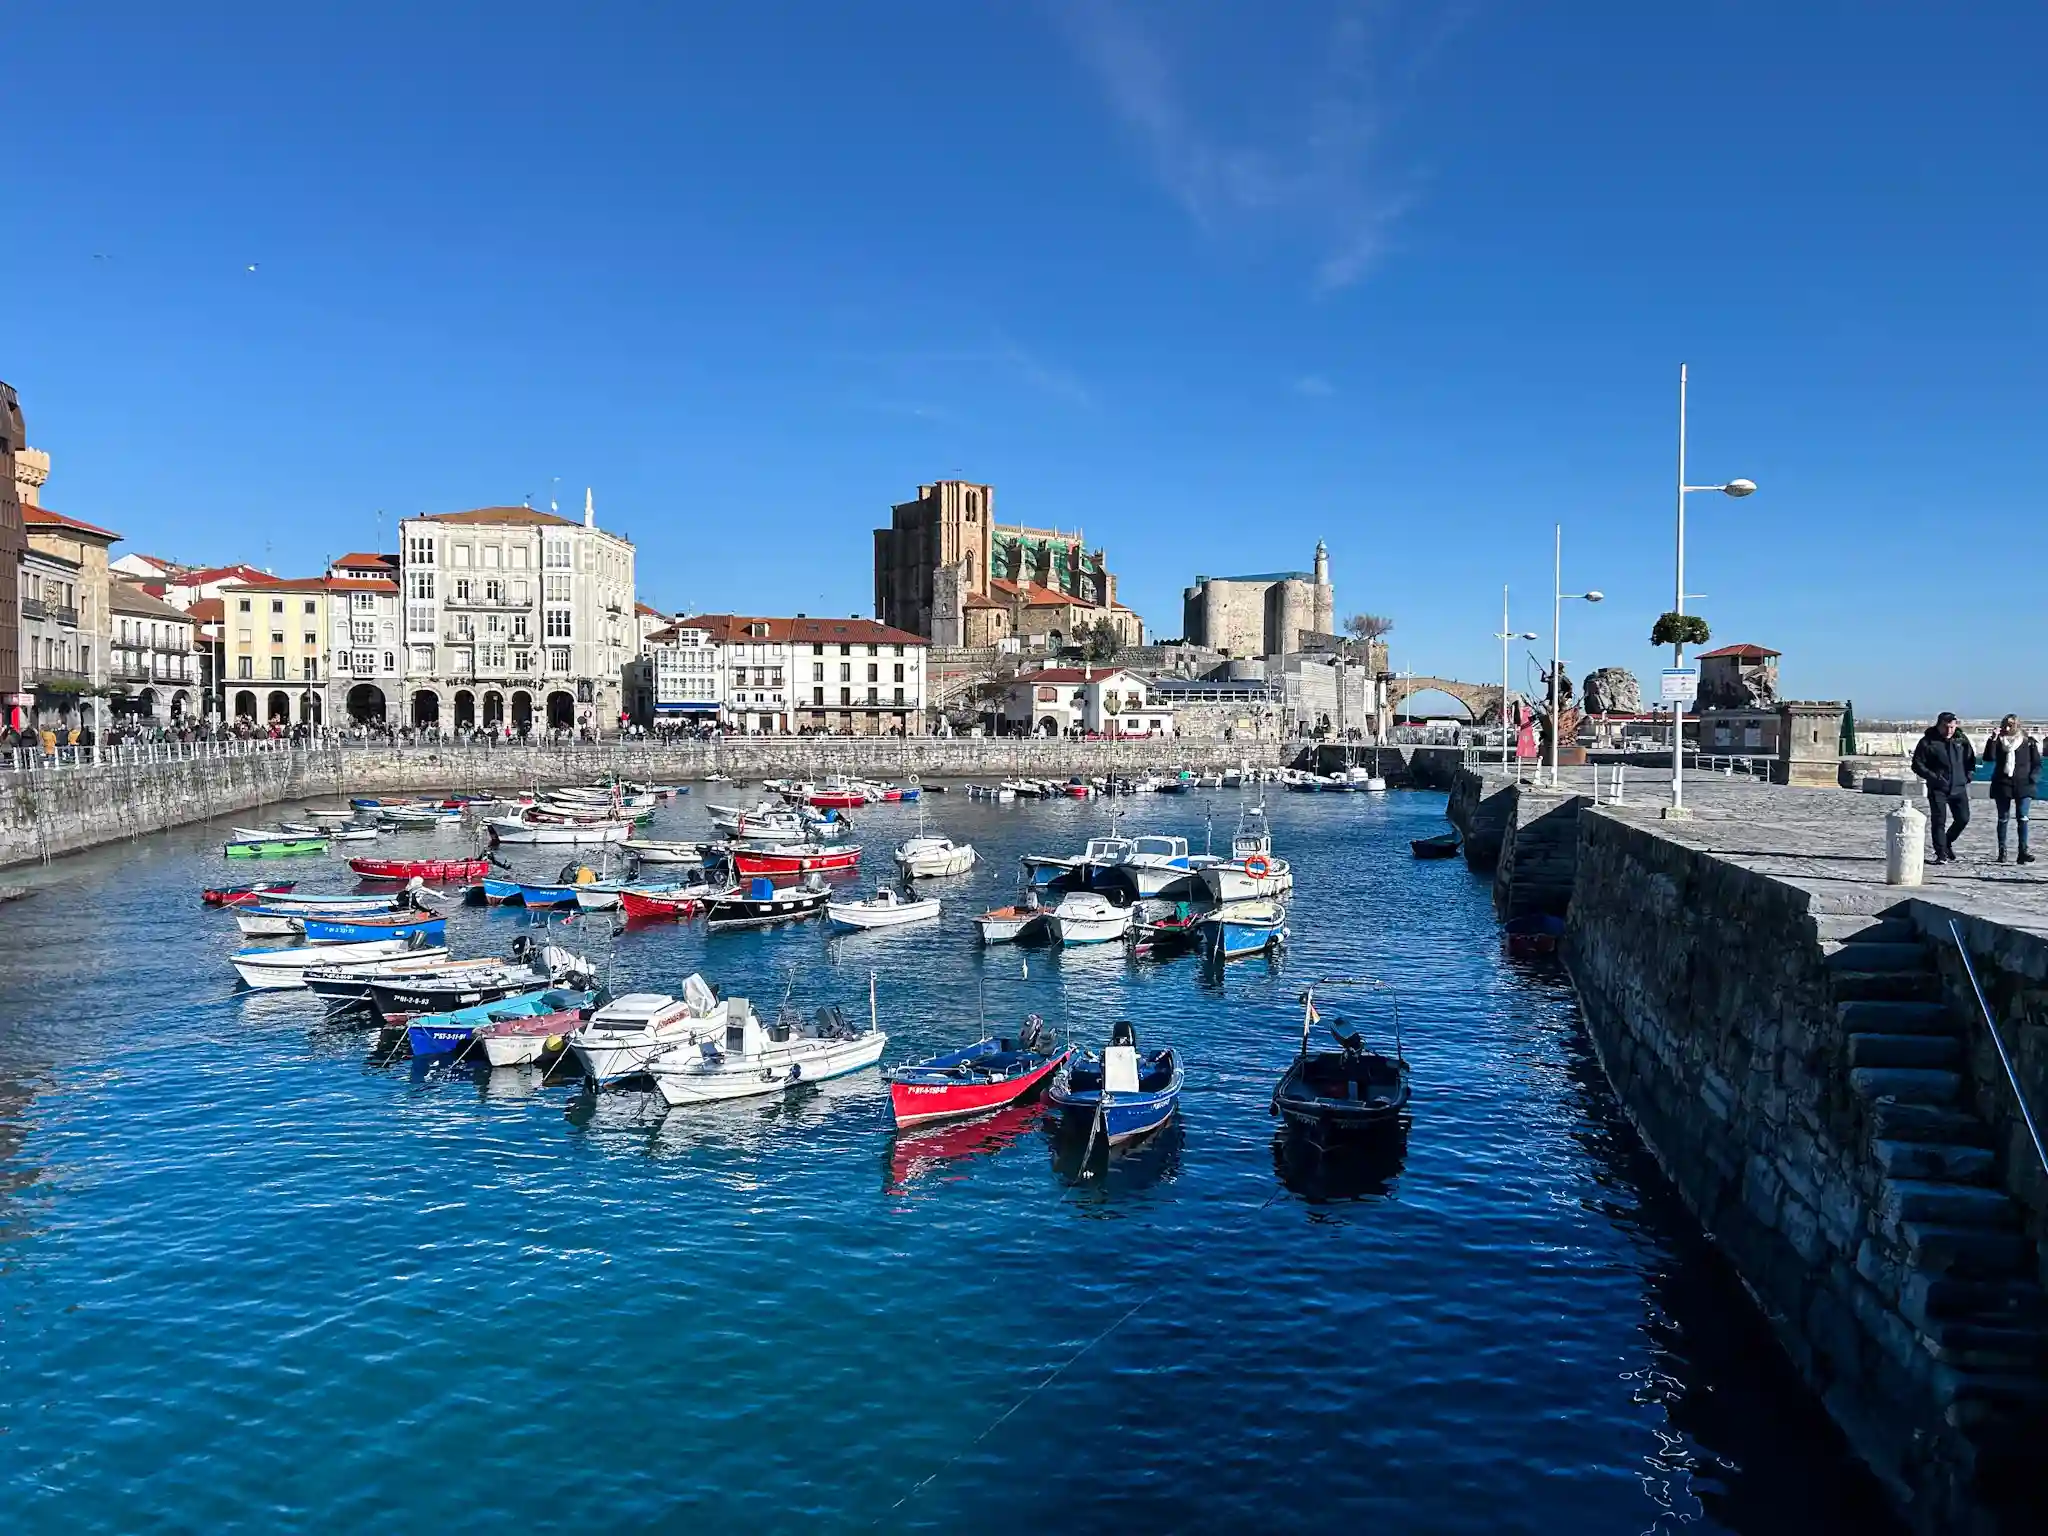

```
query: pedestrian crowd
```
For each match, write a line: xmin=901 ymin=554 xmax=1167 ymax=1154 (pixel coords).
xmin=1912 ymin=711 xmax=2038 ymax=865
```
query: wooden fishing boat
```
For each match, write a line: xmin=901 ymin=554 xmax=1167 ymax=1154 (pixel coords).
xmin=826 ymin=886 xmax=940 ymax=931
xmin=1131 ymin=899 xmax=1204 ymax=957
xmin=201 ymin=880 xmax=297 ymax=906
xmin=299 ymin=912 xmax=448 ymax=944
xmin=1411 ymin=831 xmax=1461 ymax=860
xmin=617 ymin=884 xmax=714 ymax=921
xmin=569 ymin=979 xmax=727 ymax=1084
xmin=406 ymin=987 xmax=600 ymax=1059
xmin=651 ymin=988 xmax=887 ymax=1107
xmin=473 ymin=993 xmax=601 ymax=1067
xmin=620 ymin=837 xmax=706 ymax=867
xmin=232 ymin=897 xmax=407 ymax=937
xmin=807 ymin=788 xmax=866 ymax=810
xmin=231 ymin=939 xmax=447 ymax=991
xmin=1203 ymin=898 xmax=1288 ymax=961
xmin=1270 ymin=977 xmax=1410 ymax=1141
xmin=1044 ymin=1020 xmax=1181 ymax=1146
xmin=885 ymin=1018 xmax=1071 ymax=1128
xmin=302 ymin=937 xmax=578 ymax=1010
xmin=892 ymin=833 xmax=977 ymax=879
xmin=703 ymin=876 xmax=832 ymax=930
xmin=365 ymin=957 xmax=590 ymax=1028
xmin=730 ymin=842 xmax=862 ymax=877
xmin=976 ymin=901 xmax=1045 ymax=945
xmin=350 ymin=856 xmax=490 ymax=882
xmin=486 ymin=815 xmax=634 ymax=846
xmin=224 ymin=835 xmax=329 ymax=859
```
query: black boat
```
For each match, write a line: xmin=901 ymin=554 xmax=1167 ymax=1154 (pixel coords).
xmin=704 ymin=874 xmax=832 ymax=930
xmin=1270 ymin=977 xmax=1410 ymax=1143
xmin=1410 ymin=830 xmax=1461 ymax=859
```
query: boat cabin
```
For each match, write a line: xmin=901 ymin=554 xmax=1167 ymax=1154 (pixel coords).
xmin=1127 ymin=835 xmax=1190 ymax=868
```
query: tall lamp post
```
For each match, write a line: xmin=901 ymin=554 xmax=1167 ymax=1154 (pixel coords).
xmin=1670 ymin=363 xmax=1756 ymax=815
xmin=1496 ymin=584 xmax=1537 ymax=771
xmin=1550 ymin=524 xmax=1603 ymax=786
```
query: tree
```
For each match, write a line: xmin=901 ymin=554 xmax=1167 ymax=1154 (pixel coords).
xmin=1650 ymin=612 xmax=1711 ymax=648
xmin=1081 ymin=618 xmax=1122 ymax=661
xmin=1344 ymin=613 xmax=1393 ymax=644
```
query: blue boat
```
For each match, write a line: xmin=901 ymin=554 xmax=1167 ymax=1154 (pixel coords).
xmin=1045 ymin=1020 xmax=1182 ymax=1146
xmin=405 ymin=986 xmax=599 ymax=1057
xmin=481 ymin=876 xmax=524 ymax=906
xmin=300 ymin=913 xmax=448 ymax=943
xmin=1203 ymin=898 xmax=1287 ymax=961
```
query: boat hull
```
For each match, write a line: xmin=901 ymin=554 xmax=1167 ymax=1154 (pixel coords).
xmin=654 ymin=1031 xmax=887 ymax=1106
xmin=224 ymin=838 xmax=328 ymax=858
xmin=731 ymin=846 xmax=862 ymax=876
xmin=1201 ymin=861 xmax=1294 ymax=903
xmin=232 ymin=941 xmax=446 ymax=990
xmin=826 ymin=899 xmax=940 ymax=930
xmin=887 ymin=1047 xmax=1070 ymax=1128
xmin=351 ymin=856 xmax=491 ymax=882
xmin=975 ymin=911 xmax=1042 ymax=944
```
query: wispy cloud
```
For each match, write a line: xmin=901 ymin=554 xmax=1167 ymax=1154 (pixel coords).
xmin=1293 ymin=373 xmax=1337 ymax=397
xmin=1054 ymin=0 xmax=1449 ymax=290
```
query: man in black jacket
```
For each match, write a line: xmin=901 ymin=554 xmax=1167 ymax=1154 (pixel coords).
xmin=1912 ymin=712 xmax=1977 ymax=863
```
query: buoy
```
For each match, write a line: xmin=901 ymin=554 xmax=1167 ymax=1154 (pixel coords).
xmin=544 ymin=1034 xmax=565 ymax=1053
xmin=1245 ymin=854 xmax=1271 ymax=879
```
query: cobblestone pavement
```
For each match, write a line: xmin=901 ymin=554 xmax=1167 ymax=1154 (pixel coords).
xmin=1480 ymin=766 xmax=2048 ymax=934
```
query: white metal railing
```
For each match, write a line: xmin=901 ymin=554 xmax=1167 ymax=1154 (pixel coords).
xmin=1950 ymin=919 xmax=2048 ymax=1176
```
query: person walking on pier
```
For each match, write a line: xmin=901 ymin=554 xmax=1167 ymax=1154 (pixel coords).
xmin=1912 ymin=712 xmax=1977 ymax=863
xmin=1981 ymin=714 xmax=2039 ymax=865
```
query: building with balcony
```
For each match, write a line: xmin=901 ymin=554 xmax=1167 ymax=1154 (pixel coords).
xmin=324 ymin=555 xmax=402 ymax=725
xmin=109 ymin=581 xmax=199 ymax=722
xmin=394 ymin=497 xmax=635 ymax=733
xmin=18 ymin=547 xmax=86 ymax=726
xmin=996 ymin=666 xmax=1176 ymax=738
xmin=218 ymin=578 xmax=332 ymax=727
xmin=684 ymin=614 xmax=929 ymax=735
xmin=628 ymin=621 xmax=721 ymax=727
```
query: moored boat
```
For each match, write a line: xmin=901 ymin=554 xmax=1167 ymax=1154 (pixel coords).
xmin=617 ymin=883 xmax=715 ymax=921
xmin=298 ymin=912 xmax=448 ymax=944
xmin=201 ymin=880 xmax=297 ymax=906
xmin=703 ymin=875 xmax=833 ymax=930
xmin=486 ymin=815 xmax=634 ymax=846
xmin=350 ymin=856 xmax=491 ymax=882
xmin=892 ymin=833 xmax=977 ymax=879
xmin=1411 ymin=831 xmax=1461 ymax=860
xmin=729 ymin=842 xmax=862 ymax=877
xmin=826 ymin=886 xmax=940 ymax=931
xmin=885 ymin=1017 xmax=1070 ymax=1128
xmin=976 ymin=900 xmax=1046 ymax=945
xmin=1044 ymin=1019 xmax=1182 ymax=1146
xmin=231 ymin=938 xmax=447 ymax=990
xmin=651 ymin=986 xmax=887 ymax=1107
xmin=474 ymin=992 xmax=601 ymax=1067
xmin=1270 ymin=977 xmax=1410 ymax=1141
xmin=224 ymin=835 xmax=329 ymax=858
xmin=406 ymin=987 xmax=600 ymax=1059
xmin=1044 ymin=890 xmax=1132 ymax=946
xmin=1202 ymin=898 xmax=1287 ymax=961
xmin=569 ymin=978 xmax=727 ymax=1085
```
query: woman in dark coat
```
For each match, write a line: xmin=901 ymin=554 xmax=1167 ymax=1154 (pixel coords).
xmin=1981 ymin=714 xmax=2041 ymax=864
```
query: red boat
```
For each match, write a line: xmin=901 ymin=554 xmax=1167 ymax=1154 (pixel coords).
xmin=350 ymin=856 xmax=492 ymax=882
xmin=885 ymin=1026 xmax=1072 ymax=1128
xmin=730 ymin=843 xmax=862 ymax=877
xmin=807 ymin=791 xmax=865 ymax=810
xmin=202 ymin=879 xmax=297 ymax=906
xmin=618 ymin=887 xmax=708 ymax=921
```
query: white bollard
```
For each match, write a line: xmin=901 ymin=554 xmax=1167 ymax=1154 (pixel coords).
xmin=1887 ymin=799 xmax=1926 ymax=886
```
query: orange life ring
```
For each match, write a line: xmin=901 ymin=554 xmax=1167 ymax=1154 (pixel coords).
xmin=1244 ymin=855 xmax=1271 ymax=879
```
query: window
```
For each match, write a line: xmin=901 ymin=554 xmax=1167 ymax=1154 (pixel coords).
xmin=840 ymin=643 xmax=851 ymax=656
xmin=840 ymin=688 xmax=851 ymax=706
xmin=454 ymin=616 xmax=474 ymax=639
xmin=237 ymin=656 xmax=252 ymax=680
xmin=410 ymin=646 xmax=434 ymax=673
xmin=545 ymin=574 xmax=570 ymax=602
xmin=511 ymin=615 xmax=528 ymax=639
xmin=544 ymin=540 xmax=570 ymax=569
xmin=408 ymin=571 xmax=435 ymax=600
xmin=814 ymin=687 xmax=825 ymax=705
xmin=893 ymin=687 xmax=904 ymax=705
xmin=271 ymin=599 xmax=285 ymax=615
xmin=510 ymin=546 xmax=527 ymax=569
xmin=866 ymin=688 xmax=879 ymax=706
xmin=838 ymin=663 xmax=851 ymax=682
xmin=270 ymin=657 xmax=286 ymax=680
xmin=894 ymin=644 xmax=905 ymax=657
xmin=868 ymin=644 xmax=879 ymax=656
xmin=238 ymin=597 xmax=251 ymax=614
xmin=753 ymin=670 xmax=766 ymax=688
xmin=383 ymin=652 xmax=396 ymax=674
xmin=304 ymin=600 xmax=317 ymax=616
xmin=271 ymin=631 xmax=285 ymax=646
xmin=812 ymin=663 xmax=823 ymax=681
xmin=512 ymin=579 xmax=529 ymax=604
xmin=866 ymin=664 xmax=879 ymax=683
xmin=481 ymin=644 xmax=505 ymax=670
xmin=486 ymin=578 xmax=504 ymax=603
xmin=545 ymin=609 xmax=571 ymax=639
xmin=303 ymin=658 xmax=320 ymax=680
xmin=352 ymin=650 xmax=376 ymax=674
xmin=483 ymin=544 xmax=502 ymax=569
xmin=408 ymin=535 xmax=435 ymax=565
xmin=548 ymin=647 xmax=570 ymax=672
xmin=813 ymin=643 xmax=824 ymax=655
xmin=893 ymin=664 xmax=904 ymax=683
xmin=352 ymin=591 xmax=375 ymax=612
xmin=454 ymin=578 xmax=472 ymax=602
xmin=303 ymin=631 xmax=317 ymax=648
xmin=513 ymin=650 xmax=531 ymax=672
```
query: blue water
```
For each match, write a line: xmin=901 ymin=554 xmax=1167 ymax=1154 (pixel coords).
xmin=0 ymin=788 xmax=1899 ymax=1533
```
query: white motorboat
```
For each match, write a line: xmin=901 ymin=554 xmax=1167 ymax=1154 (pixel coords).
xmin=827 ymin=886 xmax=940 ymax=930
xmin=1044 ymin=890 xmax=1132 ymax=946
xmin=893 ymin=833 xmax=977 ymax=879
xmin=301 ymin=939 xmax=581 ymax=1009
xmin=487 ymin=815 xmax=634 ymax=846
xmin=652 ymin=994 xmax=887 ymax=1107
xmin=1114 ymin=834 xmax=1208 ymax=899
xmin=568 ymin=978 xmax=728 ymax=1085
xmin=231 ymin=939 xmax=448 ymax=991
xmin=621 ymin=837 xmax=706 ymax=867
xmin=1201 ymin=801 xmax=1295 ymax=902
xmin=976 ymin=898 xmax=1045 ymax=944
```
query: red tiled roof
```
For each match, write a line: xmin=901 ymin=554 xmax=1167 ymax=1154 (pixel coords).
xmin=24 ymin=505 xmax=123 ymax=542
xmin=180 ymin=564 xmax=281 ymax=586
xmin=420 ymin=506 xmax=579 ymax=528
xmin=333 ymin=552 xmax=396 ymax=569
xmin=962 ymin=594 xmax=1008 ymax=610
xmin=988 ymin=578 xmax=1099 ymax=609
xmin=188 ymin=598 xmax=225 ymax=623
xmin=1699 ymin=643 xmax=1780 ymax=659
xmin=684 ymin=614 xmax=928 ymax=646
xmin=220 ymin=575 xmax=342 ymax=595
xmin=111 ymin=581 xmax=194 ymax=621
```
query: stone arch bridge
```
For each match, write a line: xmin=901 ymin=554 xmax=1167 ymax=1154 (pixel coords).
xmin=1387 ymin=676 xmax=1514 ymax=722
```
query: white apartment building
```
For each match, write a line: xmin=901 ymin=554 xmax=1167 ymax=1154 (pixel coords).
xmin=393 ymin=497 xmax=635 ymax=733
xmin=998 ymin=666 xmax=1177 ymax=738
xmin=683 ymin=615 xmax=929 ymax=735
xmin=325 ymin=554 xmax=403 ymax=724
xmin=630 ymin=621 xmax=721 ymax=726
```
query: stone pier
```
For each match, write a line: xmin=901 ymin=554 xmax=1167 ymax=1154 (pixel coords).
xmin=1451 ymin=766 xmax=2048 ymax=1533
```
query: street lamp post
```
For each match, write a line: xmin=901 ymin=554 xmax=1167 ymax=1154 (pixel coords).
xmin=1669 ymin=363 xmax=1756 ymax=815
xmin=1496 ymin=584 xmax=1538 ymax=772
xmin=1550 ymin=524 xmax=1604 ymax=787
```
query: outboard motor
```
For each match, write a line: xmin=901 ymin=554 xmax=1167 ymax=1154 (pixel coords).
xmin=1018 ymin=1014 xmax=1046 ymax=1052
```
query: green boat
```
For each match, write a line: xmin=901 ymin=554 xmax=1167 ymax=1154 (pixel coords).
xmin=223 ymin=837 xmax=331 ymax=859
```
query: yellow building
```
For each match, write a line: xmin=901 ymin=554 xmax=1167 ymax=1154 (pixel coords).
xmin=219 ymin=578 xmax=331 ymax=726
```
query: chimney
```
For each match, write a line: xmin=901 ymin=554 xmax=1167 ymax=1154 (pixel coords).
xmin=583 ymin=487 xmax=596 ymax=529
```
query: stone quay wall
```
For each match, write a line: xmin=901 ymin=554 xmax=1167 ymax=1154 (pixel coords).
xmin=0 ymin=737 xmax=1291 ymax=870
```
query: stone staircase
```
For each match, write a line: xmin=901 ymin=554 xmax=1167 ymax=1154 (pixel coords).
xmin=1821 ymin=913 xmax=2048 ymax=1479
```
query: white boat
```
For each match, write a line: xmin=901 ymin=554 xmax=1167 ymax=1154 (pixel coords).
xmin=1044 ymin=890 xmax=1132 ymax=946
xmin=487 ymin=815 xmax=634 ymax=846
xmin=652 ymin=994 xmax=887 ymax=1107
xmin=621 ymin=837 xmax=705 ymax=866
xmin=568 ymin=978 xmax=728 ymax=1085
xmin=1200 ymin=802 xmax=1295 ymax=902
xmin=232 ymin=939 xmax=448 ymax=990
xmin=1115 ymin=834 xmax=1208 ymax=898
xmin=976 ymin=899 xmax=1044 ymax=944
xmin=893 ymin=833 xmax=977 ymax=879
xmin=827 ymin=886 xmax=941 ymax=930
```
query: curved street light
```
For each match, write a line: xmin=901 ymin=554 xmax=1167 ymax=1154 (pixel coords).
xmin=1550 ymin=527 xmax=1604 ymax=786
xmin=1495 ymin=587 xmax=1539 ymax=770
xmin=1672 ymin=365 xmax=1758 ymax=814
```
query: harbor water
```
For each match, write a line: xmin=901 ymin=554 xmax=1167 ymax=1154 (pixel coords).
xmin=0 ymin=787 xmax=1900 ymax=1533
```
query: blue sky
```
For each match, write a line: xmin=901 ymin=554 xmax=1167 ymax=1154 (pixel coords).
xmin=5 ymin=1 xmax=2043 ymax=717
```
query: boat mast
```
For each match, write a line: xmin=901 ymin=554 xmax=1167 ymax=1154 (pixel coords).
xmin=1300 ymin=985 xmax=1313 ymax=1060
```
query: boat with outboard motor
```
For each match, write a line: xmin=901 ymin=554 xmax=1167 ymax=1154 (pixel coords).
xmin=975 ymin=896 xmax=1046 ymax=945
xmin=568 ymin=978 xmax=728 ymax=1085
xmin=231 ymin=937 xmax=448 ymax=991
xmin=1044 ymin=1019 xmax=1182 ymax=1146
xmin=1044 ymin=889 xmax=1132 ymax=946
xmin=885 ymin=1015 xmax=1070 ymax=1127
xmin=826 ymin=885 xmax=940 ymax=931
xmin=1270 ymin=976 xmax=1410 ymax=1141
xmin=703 ymin=875 xmax=833 ymax=930
xmin=1202 ymin=898 xmax=1288 ymax=961
xmin=301 ymin=937 xmax=582 ymax=1010
xmin=651 ymin=980 xmax=888 ymax=1107
xmin=405 ymin=987 xmax=601 ymax=1058
xmin=893 ymin=830 xmax=976 ymax=879
xmin=363 ymin=944 xmax=597 ymax=1026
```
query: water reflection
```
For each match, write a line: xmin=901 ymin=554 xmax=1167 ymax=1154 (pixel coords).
xmin=1269 ymin=1120 xmax=1409 ymax=1208
xmin=886 ymin=1099 xmax=1046 ymax=1192
xmin=1045 ymin=1112 xmax=1184 ymax=1194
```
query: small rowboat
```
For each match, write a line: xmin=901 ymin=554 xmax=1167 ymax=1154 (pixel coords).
xmin=618 ymin=885 xmax=713 ymax=921
xmin=620 ymin=838 xmax=705 ymax=867
xmin=474 ymin=994 xmax=601 ymax=1067
xmin=299 ymin=913 xmax=448 ymax=943
xmin=351 ymin=856 xmax=490 ymax=882
xmin=975 ymin=902 xmax=1044 ymax=945
xmin=232 ymin=939 xmax=447 ymax=991
xmin=406 ymin=987 xmax=600 ymax=1059
xmin=807 ymin=790 xmax=866 ymax=810
xmin=1270 ymin=978 xmax=1410 ymax=1142
xmin=1203 ymin=898 xmax=1288 ymax=961
xmin=886 ymin=1019 xmax=1071 ymax=1127
xmin=730 ymin=843 xmax=862 ymax=877
xmin=1045 ymin=1020 xmax=1181 ymax=1147
xmin=202 ymin=880 xmax=297 ymax=906
xmin=1411 ymin=831 xmax=1461 ymax=860
xmin=225 ymin=836 xmax=329 ymax=859
xmin=827 ymin=886 xmax=940 ymax=931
